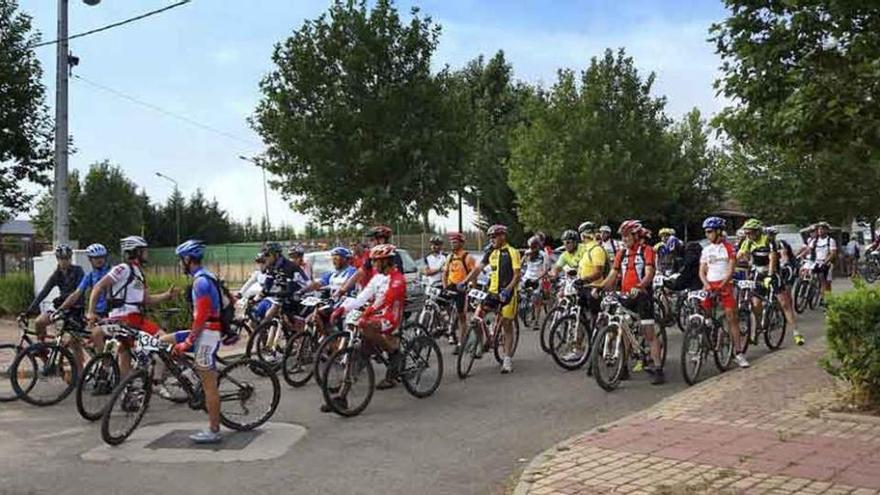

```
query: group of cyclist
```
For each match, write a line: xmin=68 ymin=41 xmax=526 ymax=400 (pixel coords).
xmin=16 ymin=217 xmax=843 ymax=442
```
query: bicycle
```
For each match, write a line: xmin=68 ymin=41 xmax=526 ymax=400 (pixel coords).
xmin=281 ymin=294 xmax=333 ymax=388
xmin=0 ymin=315 xmax=36 ymax=402
xmin=247 ymin=296 xmax=312 ymax=373
xmin=591 ymin=292 xmax=668 ymax=391
xmin=517 ymin=280 xmax=545 ymax=329
xmin=318 ymin=310 xmax=442 ymax=417
xmin=9 ymin=310 xmax=90 ymax=407
xmin=456 ymin=288 xmax=520 ymax=379
xmin=539 ymin=272 xmax=577 ymax=354
xmin=793 ymin=260 xmax=822 ymax=314
xmin=100 ymin=326 xmax=280 ymax=445
xmin=417 ymin=284 xmax=459 ymax=343
xmin=548 ymin=282 xmax=596 ymax=371
xmin=652 ymin=274 xmax=679 ymax=330
xmin=735 ymin=277 xmax=786 ymax=355
xmin=860 ymin=252 xmax=880 ymax=283
xmin=680 ymin=290 xmax=734 ymax=385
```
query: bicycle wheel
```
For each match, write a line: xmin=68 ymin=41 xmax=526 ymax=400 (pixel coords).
xmin=0 ymin=342 xmax=33 ymax=402
xmin=401 ymin=334 xmax=443 ymax=398
xmin=713 ymin=321 xmax=734 ymax=372
xmin=281 ymin=332 xmax=316 ymax=388
xmin=865 ymin=264 xmax=879 ymax=284
xmin=247 ymin=319 xmax=288 ymax=373
xmin=218 ymin=359 xmax=280 ymax=431
xmin=592 ymin=323 xmax=624 ymax=391
xmin=676 ymin=299 xmax=690 ymax=332
xmin=793 ymin=280 xmax=808 ymax=314
xmin=539 ymin=306 xmax=564 ymax=354
xmin=763 ymin=303 xmax=787 ymax=350
xmin=680 ymin=323 xmax=706 ymax=386
xmin=313 ymin=331 xmax=349 ymax=388
xmin=76 ymin=352 xmax=120 ymax=421
xmin=737 ymin=303 xmax=752 ymax=355
xmin=11 ymin=343 xmax=78 ymax=407
xmin=808 ymin=282 xmax=821 ymax=310
xmin=549 ymin=315 xmax=591 ymax=371
xmin=518 ymin=294 xmax=536 ymax=328
xmin=493 ymin=317 xmax=520 ymax=364
xmin=100 ymin=368 xmax=152 ymax=446
xmin=321 ymin=347 xmax=374 ymax=417
xmin=456 ymin=322 xmax=480 ymax=379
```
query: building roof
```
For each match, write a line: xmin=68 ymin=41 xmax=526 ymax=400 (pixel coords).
xmin=0 ymin=220 xmax=35 ymax=236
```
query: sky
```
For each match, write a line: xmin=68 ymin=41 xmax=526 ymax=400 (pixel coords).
xmin=20 ymin=0 xmax=731 ymax=232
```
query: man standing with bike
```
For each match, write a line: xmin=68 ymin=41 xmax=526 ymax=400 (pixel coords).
xmin=423 ymin=236 xmax=447 ymax=287
xmin=444 ymin=232 xmax=475 ymax=354
xmin=799 ymin=221 xmax=837 ymax=305
xmin=167 ymin=240 xmax=224 ymax=444
xmin=699 ymin=217 xmax=747 ymax=368
xmin=521 ymin=235 xmax=550 ymax=329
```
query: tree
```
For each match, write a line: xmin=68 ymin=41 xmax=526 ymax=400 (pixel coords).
xmin=183 ymin=189 xmax=232 ymax=244
xmin=507 ymin=49 xmax=681 ymax=234
xmin=75 ymin=161 xmax=144 ymax=250
xmin=0 ymin=0 xmax=54 ymax=222
xmin=711 ymin=1 xmax=880 ymax=224
xmin=32 ymin=170 xmax=80 ymax=242
xmin=252 ymin=0 xmax=465 ymax=225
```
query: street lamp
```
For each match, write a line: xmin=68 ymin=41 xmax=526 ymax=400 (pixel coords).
xmin=53 ymin=0 xmax=102 ymax=245
xmin=155 ymin=172 xmax=181 ymax=246
xmin=239 ymin=155 xmax=271 ymax=238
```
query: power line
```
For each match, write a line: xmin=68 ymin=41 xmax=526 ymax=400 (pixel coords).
xmin=31 ymin=1 xmax=192 ymax=48
xmin=71 ymin=73 xmax=262 ymax=149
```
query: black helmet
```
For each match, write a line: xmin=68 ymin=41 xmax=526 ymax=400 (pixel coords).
xmin=561 ymin=230 xmax=578 ymax=242
xmin=429 ymin=236 xmax=443 ymax=245
xmin=264 ymin=242 xmax=283 ymax=255
xmin=55 ymin=244 xmax=73 ymax=259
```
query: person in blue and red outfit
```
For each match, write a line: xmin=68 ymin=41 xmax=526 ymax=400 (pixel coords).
xmin=166 ymin=240 xmax=224 ymax=444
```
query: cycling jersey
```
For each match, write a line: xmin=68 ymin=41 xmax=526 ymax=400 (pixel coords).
xmin=601 ymin=238 xmax=620 ymax=260
xmin=423 ymin=252 xmax=446 ymax=285
xmin=522 ymin=250 xmax=548 ymax=281
xmin=263 ymin=256 xmax=308 ymax=299
xmin=444 ymin=248 xmax=474 ymax=286
xmin=27 ymin=265 xmax=85 ymax=314
xmin=319 ymin=265 xmax=357 ymax=296
xmin=77 ymin=265 xmax=110 ymax=315
xmin=361 ymin=252 xmax=404 ymax=286
xmin=190 ymin=267 xmax=222 ymax=333
xmin=613 ymin=242 xmax=655 ymax=293
xmin=107 ymin=262 xmax=147 ymax=318
xmin=808 ymin=236 xmax=837 ymax=263
xmin=738 ymin=235 xmax=774 ymax=271
xmin=482 ymin=243 xmax=521 ymax=294
xmin=554 ymin=248 xmax=583 ymax=272
xmin=351 ymin=268 xmax=407 ymax=334
xmin=238 ymin=269 xmax=266 ymax=299
xmin=577 ymin=240 xmax=607 ymax=286
xmin=701 ymin=240 xmax=736 ymax=283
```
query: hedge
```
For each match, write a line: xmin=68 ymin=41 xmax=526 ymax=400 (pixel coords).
xmin=0 ymin=272 xmax=34 ymax=316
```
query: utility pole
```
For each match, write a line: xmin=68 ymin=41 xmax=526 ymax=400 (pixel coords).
xmin=239 ymin=156 xmax=271 ymax=239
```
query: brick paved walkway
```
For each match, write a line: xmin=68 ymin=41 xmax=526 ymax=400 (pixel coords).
xmin=514 ymin=339 xmax=880 ymax=494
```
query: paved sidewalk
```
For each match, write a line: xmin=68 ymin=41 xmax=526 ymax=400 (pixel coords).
xmin=514 ymin=339 xmax=880 ymax=495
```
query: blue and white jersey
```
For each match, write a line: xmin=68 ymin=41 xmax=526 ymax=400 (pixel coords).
xmin=319 ymin=265 xmax=358 ymax=296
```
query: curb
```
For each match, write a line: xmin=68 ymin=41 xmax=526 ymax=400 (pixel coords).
xmin=511 ymin=338 xmax=823 ymax=495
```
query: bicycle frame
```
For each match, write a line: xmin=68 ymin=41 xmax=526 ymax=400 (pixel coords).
xmin=598 ymin=294 xmax=646 ymax=362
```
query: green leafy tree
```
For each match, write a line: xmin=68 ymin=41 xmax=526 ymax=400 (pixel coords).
xmin=711 ymin=1 xmax=880 ymax=224
xmin=32 ymin=171 xmax=80 ymax=242
xmin=0 ymin=0 xmax=54 ymax=222
xmin=75 ymin=161 xmax=144 ymax=250
xmin=252 ymin=0 xmax=464 ymax=225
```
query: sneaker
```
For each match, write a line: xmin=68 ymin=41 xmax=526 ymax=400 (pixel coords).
xmin=376 ymin=377 xmax=396 ymax=390
xmin=447 ymin=336 xmax=456 ymax=345
xmin=794 ymin=333 xmax=805 ymax=346
xmin=501 ymin=356 xmax=513 ymax=374
xmin=189 ymin=429 xmax=222 ymax=444
xmin=561 ymin=351 xmax=582 ymax=362
xmin=156 ymin=384 xmax=174 ymax=401
xmin=734 ymin=354 xmax=750 ymax=368
xmin=650 ymin=369 xmax=666 ymax=385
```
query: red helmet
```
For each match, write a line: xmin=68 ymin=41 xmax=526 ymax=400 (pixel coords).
xmin=487 ymin=224 xmax=508 ymax=237
xmin=447 ymin=232 xmax=465 ymax=243
xmin=369 ymin=243 xmax=397 ymax=259
xmin=618 ymin=220 xmax=643 ymax=236
xmin=367 ymin=225 xmax=393 ymax=239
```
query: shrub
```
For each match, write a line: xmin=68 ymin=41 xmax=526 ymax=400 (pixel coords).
xmin=822 ymin=279 xmax=880 ymax=408
xmin=0 ymin=272 xmax=35 ymax=316
xmin=144 ymin=274 xmax=192 ymax=330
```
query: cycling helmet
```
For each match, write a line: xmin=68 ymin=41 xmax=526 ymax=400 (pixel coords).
xmin=429 ymin=235 xmax=443 ymax=245
xmin=487 ymin=224 xmax=508 ymax=237
xmin=120 ymin=235 xmax=148 ymax=254
xmin=578 ymin=221 xmax=596 ymax=235
xmin=702 ymin=216 xmax=726 ymax=230
xmin=367 ymin=225 xmax=393 ymax=239
xmin=742 ymin=218 xmax=763 ymax=230
xmin=175 ymin=239 xmax=206 ymax=260
xmin=369 ymin=243 xmax=396 ymax=259
xmin=618 ymin=220 xmax=643 ymax=236
xmin=764 ymin=226 xmax=779 ymax=236
xmin=527 ymin=235 xmax=541 ymax=248
xmin=816 ymin=221 xmax=831 ymax=229
xmin=254 ymin=251 xmax=266 ymax=262
xmin=659 ymin=227 xmax=675 ymax=236
xmin=288 ymin=244 xmax=305 ymax=256
xmin=330 ymin=246 xmax=352 ymax=258
xmin=561 ymin=230 xmax=579 ymax=242
xmin=447 ymin=232 xmax=465 ymax=243
xmin=55 ymin=244 xmax=73 ymax=259
xmin=599 ymin=225 xmax=612 ymax=234
xmin=85 ymin=243 xmax=108 ymax=258
xmin=264 ymin=241 xmax=283 ymax=255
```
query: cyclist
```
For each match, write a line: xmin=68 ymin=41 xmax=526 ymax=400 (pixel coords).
xmin=164 ymin=240 xmax=224 ymax=444
xmin=800 ymin=221 xmax=837 ymax=304
xmin=444 ymin=232 xmax=475 ymax=352
xmin=552 ymin=230 xmax=583 ymax=278
xmin=665 ymin=241 xmax=704 ymax=292
xmin=288 ymin=244 xmax=311 ymax=280
xmin=461 ymin=224 xmax=522 ymax=374
xmin=699 ymin=217 xmax=748 ymax=368
xmin=236 ymin=252 xmax=267 ymax=300
xmin=57 ymin=244 xmax=110 ymax=369
xmin=261 ymin=241 xmax=308 ymax=325
xmin=23 ymin=244 xmax=85 ymax=341
xmin=601 ymin=220 xmax=665 ymax=384
xmin=568 ymin=222 xmax=606 ymax=360
xmin=658 ymin=227 xmax=685 ymax=273
xmin=599 ymin=225 xmax=620 ymax=261
xmin=423 ymin=236 xmax=447 ymax=287
xmin=86 ymin=236 xmax=179 ymax=375
xmin=521 ymin=235 xmax=550 ymax=329
xmin=765 ymin=226 xmax=802 ymax=345
xmin=336 ymin=225 xmax=404 ymax=297
xmin=329 ymin=244 xmax=407 ymax=398
xmin=299 ymin=246 xmax=357 ymax=334
xmin=737 ymin=218 xmax=779 ymax=347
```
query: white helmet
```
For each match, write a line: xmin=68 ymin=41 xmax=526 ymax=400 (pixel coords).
xmin=120 ymin=235 xmax=148 ymax=254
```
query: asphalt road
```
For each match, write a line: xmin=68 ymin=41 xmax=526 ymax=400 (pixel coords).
xmin=0 ymin=287 xmax=837 ymax=495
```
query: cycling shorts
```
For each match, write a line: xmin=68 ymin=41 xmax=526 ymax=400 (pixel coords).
xmin=112 ymin=313 xmax=161 ymax=336
xmin=253 ymin=299 xmax=272 ymax=320
xmin=703 ymin=281 xmax=736 ymax=311
xmin=814 ymin=263 xmax=832 ymax=283
xmin=173 ymin=330 xmax=221 ymax=371
xmin=361 ymin=313 xmax=399 ymax=336
xmin=622 ymin=291 xmax=654 ymax=325
xmin=496 ymin=291 xmax=518 ymax=321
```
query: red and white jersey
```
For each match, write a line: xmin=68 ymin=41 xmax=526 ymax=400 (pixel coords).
xmin=700 ymin=240 xmax=736 ymax=283
xmin=351 ymin=268 xmax=407 ymax=328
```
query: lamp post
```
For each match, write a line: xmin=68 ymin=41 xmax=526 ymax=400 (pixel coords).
xmin=155 ymin=172 xmax=180 ymax=246
xmin=238 ymin=155 xmax=271 ymax=238
xmin=53 ymin=0 xmax=102 ymax=245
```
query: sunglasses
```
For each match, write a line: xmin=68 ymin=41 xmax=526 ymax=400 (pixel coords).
xmin=704 ymin=229 xmax=715 ymax=234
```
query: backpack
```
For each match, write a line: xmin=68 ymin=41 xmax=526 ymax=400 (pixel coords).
xmin=109 ymin=263 xmax=145 ymax=310
xmin=190 ymin=272 xmax=236 ymax=341
xmin=585 ymin=243 xmax=612 ymax=278
xmin=619 ymin=244 xmax=648 ymax=280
